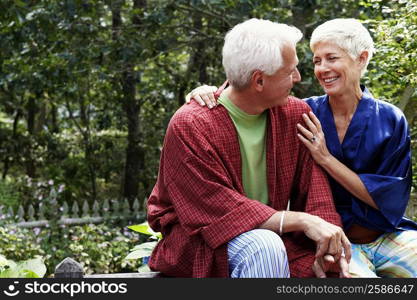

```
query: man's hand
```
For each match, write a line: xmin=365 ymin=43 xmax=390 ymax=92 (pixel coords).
xmin=313 ymin=254 xmax=351 ymax=278
xmin=302 ymin=214 xmax=351 ymax=263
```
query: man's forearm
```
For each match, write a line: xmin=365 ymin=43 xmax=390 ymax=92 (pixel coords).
xmin=259 ymin=211 xmax=310 ymax=234
xmin=260 ymin=210 xmax=351 ymax=262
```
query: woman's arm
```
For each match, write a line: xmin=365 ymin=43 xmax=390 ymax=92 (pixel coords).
xmin=297 ymin=111 xmax=378 ymax=209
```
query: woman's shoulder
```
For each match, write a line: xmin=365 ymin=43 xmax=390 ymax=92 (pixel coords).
xmin=368 ymin=94 xmax=407 ymax=123
xmin=362 ymin=92 xmax=409 ymax=132
xmin=302 ymin=94 xmax=327 ymax=112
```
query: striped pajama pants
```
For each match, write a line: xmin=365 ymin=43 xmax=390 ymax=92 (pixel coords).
xmin=227 ymin=229 xmax=290 ymax=278
xmin=349 ymin=230 xmax=417 ymax=278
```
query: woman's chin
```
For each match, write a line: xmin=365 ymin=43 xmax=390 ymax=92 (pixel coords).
xmin=322 ymin=86 xmax=338 ymax=96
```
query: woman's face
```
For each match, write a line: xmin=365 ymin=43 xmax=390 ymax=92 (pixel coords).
xmin=312 ymin=41 xmax=362 ymax=97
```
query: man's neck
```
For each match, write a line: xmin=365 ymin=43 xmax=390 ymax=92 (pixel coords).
xmin=226 ymin=87 xmax=265 ymax=115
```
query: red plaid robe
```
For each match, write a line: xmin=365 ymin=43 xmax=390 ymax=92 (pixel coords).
xmin=147 ymin=96 xmax=342 ymax=277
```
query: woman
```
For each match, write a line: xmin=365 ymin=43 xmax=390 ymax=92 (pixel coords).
xmin=186 ymin=18 xmax=417 ymax=277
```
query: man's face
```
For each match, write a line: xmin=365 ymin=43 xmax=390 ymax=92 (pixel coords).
xmin=262 ymin=44 xmax=301 ymax=108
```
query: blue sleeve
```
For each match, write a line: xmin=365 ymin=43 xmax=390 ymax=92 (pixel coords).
xmin=358 ymin=113 xmax=411 ymax=227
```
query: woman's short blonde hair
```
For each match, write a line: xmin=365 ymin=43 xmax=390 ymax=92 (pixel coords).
xmin=310 ymin=18 xmax=375 ymax=76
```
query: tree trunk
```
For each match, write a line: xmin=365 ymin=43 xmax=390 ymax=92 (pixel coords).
xmin=177 ymin=13 xmax=207 ymax=106
xmin=79 ymin=98 xmax=97 ymax=200
xmin=25 ymin=96 xmax=38 ymax=178
xmin=112 ymin=0 xmax=146 ymax=203
xmin=50 ymin=103 xmax=59 ymax=133
xmin=2 ymin=110 xmax=21 ymax=179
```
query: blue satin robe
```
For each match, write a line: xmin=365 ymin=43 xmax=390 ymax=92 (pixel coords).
xmin=305 ymin=86 xmax=417 ymax=232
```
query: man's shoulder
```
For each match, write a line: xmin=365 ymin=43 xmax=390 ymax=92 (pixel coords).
xmin=272 ymin=96 xmax=311 ymax=115
xmin=168 ymin=102 xmax=227 ymax=133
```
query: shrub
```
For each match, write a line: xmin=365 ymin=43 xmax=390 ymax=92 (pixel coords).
xmin=0 ymin=223 xmax=143 ymax=277
xmin=0 ymin=179 xmax=20 ymax=209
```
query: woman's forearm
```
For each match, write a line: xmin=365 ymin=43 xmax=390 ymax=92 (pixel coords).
xmin=321 ymin=155 xmax=378 ymax=210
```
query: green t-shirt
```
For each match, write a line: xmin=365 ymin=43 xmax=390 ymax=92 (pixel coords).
xmin=218 ymin=94 xmax=268 ymax=204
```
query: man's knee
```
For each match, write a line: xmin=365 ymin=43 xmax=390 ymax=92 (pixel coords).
xmin=250 ymin=229 xmax=286 ymax=253
xmin=233 ymin=229 xmax=287 ymax=258
xmin=228 ymin=229 xmax=289 ymax=278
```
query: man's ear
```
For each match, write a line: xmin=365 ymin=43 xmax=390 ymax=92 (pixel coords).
xmin=251 ymin=70 xmax=264 ymax=92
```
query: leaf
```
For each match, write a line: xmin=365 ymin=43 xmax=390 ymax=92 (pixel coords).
xmin=0 ymin=268 xmax=19 ymax=278
xmin=0 ymin=255 xmax=8 ymax=268
xmin=15 ymin=257 xmax=46 ymax=278
xmin=20 ymin=270 xmax=40 ymax=278
xmin=128 ymin=222 xmax=162 ymax=239
xmin=138 ymin=264 xmax=151 ymax=273
xmin=125 ymin=241 xmax=158 ymax=260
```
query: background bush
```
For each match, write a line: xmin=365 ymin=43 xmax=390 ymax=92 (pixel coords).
xmin=0 ymin=223 xmax=144 ymax=277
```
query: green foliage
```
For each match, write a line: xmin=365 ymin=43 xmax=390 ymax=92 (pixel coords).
xmin=0 ymin=223 xmax=143 ymax=277
xmin=0 ymin=1 xmax=416 ymax=273
xmin=0 ymin=0 xmax=414 ymax=209
xmin=125 ymin=241 xmax=158 ymax=260
xmin=0 ymin=256 xmax=46 ymax=278
xmin=128 ymin=221 xmax=162 ymax=240
xmin=0 ymin=179 xmax=20 ymax=208
xmin=0 ymin=226 xmax=45 ymax=261
xmin=125 ymin=221 xmax=162 ymax=272
xmin=62 ymin=224 xmax=142 ymax=275
xmin=363 ymin=0 xmax=417 ymax=103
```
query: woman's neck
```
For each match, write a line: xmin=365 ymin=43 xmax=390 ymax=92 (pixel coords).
xmin=329 ymin=85 xmax=362 ymax=117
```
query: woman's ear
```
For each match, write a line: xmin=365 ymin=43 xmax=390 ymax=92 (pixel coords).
xmin=358 ymin=51 xmax=369 ymax=67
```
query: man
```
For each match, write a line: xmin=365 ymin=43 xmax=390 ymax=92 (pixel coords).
xmin=147 ymin=18 xmax=350 ymax=278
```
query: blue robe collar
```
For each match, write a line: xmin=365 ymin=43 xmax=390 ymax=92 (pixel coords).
xmin=322 ymin=85 xmax=375 ymax=162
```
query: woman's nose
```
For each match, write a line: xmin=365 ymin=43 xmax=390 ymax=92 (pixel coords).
xmin=315 ymin=61 xmax=330 ymax=73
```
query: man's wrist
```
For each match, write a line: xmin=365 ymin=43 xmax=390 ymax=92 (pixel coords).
xmin=284 ymin=211 xmax=312 ymax=233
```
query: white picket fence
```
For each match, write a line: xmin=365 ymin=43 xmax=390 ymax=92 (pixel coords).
xmin=0 ymin=198 xmax=145 ymax=228
xmin=1 ymin=194 xmax=416 ymax=228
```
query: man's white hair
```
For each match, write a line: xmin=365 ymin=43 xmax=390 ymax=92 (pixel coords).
xmin=222 ymin=18 xmax=302 ymax=89
xmin=310 ymin=18 xmax=375 ymax=76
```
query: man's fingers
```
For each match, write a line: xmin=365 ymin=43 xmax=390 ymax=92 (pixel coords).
xmin=323 ymin=254 xmax=335 ymax=264
xmin=312 ymin=260 xmax=327 ymax=278
xmin=315 ymin=239 xmax=329 ymax=258
xmin=326 ymin=233 xmax=341 ymax=260
xmin=341 ymin=235 xmax=352 ymax=263
xmin=338 ymin=257 xmax=351 ymax=278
